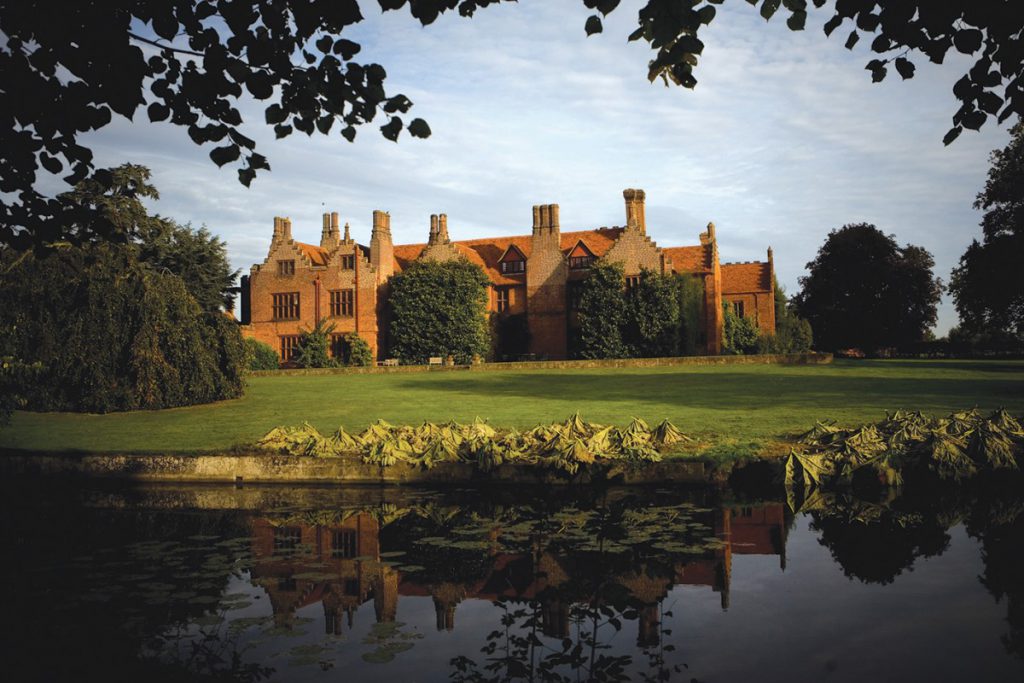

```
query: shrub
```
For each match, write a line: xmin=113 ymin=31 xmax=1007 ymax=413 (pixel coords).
xmin=722 ymin=301 xmax=759 ymax=354
xmin=575 ymin=262 xmax=630 ymax=359
xmin=676 ymin=274 xmax=706 ymax=355
xmin=244 ymin=337 xmax=280 ymax=370
xmin=388 ymin=259 xmax=490 ymax=364
xmin=623 ymin=270 xmax=680 ymax=357
xmin=293 ymin=318 xmax=335 ymax=368
xmin=343 ymin=333 xmax=374 ymax=367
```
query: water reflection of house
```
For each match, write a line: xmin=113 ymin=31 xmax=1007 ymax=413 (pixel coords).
xmin=250 ymin=513 xmax=398 ymax=632
xmin=248 ymin=504 xmax=787 ymax=646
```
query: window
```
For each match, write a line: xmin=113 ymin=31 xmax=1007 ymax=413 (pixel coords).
xmin=733 ymin=301 xmax=745 ymax=318
xmin=567 ymin=281 xmax=584 ymax=311
xmin=331 ymin=529 xmax=358 ymax=558
xmin=277 ymin=260 xmax=295 ymax=276
xmin=569 ymin=255 xmax=595 ymax=270
xmin=625 ymin=275 xmax=641 ymax=292
xmin=330 ymin=289 xmax=354 ymax=317
xmin=501 ymin=259 xmax=525 ymax=274
xmin=495 ymin=287 xmax=510 ymax=313
xmin=280 ymin=335 xmax=300 ymax=361
xmin=341 ymin=254 xmax=355 ymax=270
xmin=272 ymin=292 xmax=300 ymax=320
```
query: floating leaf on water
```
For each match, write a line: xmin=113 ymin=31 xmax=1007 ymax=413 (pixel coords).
xmin=194 ymin=615 xmax=224 ymax=627
xmin=361 ymin=641 xmax=415 ymax=664
xmin=379 ymin=551 xmax=406 ymax=558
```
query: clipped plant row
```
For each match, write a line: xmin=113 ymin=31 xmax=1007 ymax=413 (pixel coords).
xmin=256 ymin=413 xmax=692 ymax=475
xmin=786 ymin=408 xmax=1024 ymax=490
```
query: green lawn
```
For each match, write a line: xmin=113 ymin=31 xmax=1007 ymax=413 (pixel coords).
xmin=2 ymin=359 xmax=1023 ymax=454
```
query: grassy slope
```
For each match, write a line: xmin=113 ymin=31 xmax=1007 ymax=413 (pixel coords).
xmin=1 ymin=359 xmax=1022 ymax=454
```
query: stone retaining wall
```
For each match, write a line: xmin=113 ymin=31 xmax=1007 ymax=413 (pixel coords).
xmin=249 ymin=352 xmax=833 ymax=376
xmin=0 ymin=452 xmax=709 ymax=485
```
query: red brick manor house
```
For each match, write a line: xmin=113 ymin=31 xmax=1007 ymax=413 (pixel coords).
xmin=239 ymin=189 xmax=775 ymax=361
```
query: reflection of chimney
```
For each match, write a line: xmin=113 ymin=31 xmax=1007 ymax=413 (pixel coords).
xmin=372 ymin=567 xmax=398 ymax=623
xmin=637 ymin=604 xmax=660 ymax=647
xmin=541 ymin=600 xmax=570 ymax=639
xmin=433 ymin=598 xmax=457 ymax=632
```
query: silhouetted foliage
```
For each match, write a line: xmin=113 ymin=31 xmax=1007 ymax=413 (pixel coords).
xmin=0 ymin=244 xmax=244 ymax=412
xmin=793 ymin=224 xmax=942 ymax=352
xmin=388 ymin=259 xmax=490 ymax=364
xmin=949 ymin=122 xmax=1024 ymax=337
xmin=3 ymin=1 xmax=1019 ymax=248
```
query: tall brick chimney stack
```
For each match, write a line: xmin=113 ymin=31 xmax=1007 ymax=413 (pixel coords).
xmin=343 ymin=222 xmax=352 ymax=244
xmin=321 ymin=212 xmax=341 ymax=249
xmin=429 ymin=214 xmax=439 ymax=245
xmin=281 ymin=217 xmax=292 ymax=241
xmin=438 ymin=213 xmax=449 ymax=243
xmin=370 ymin=209 xmax=393 ymax=283
xmin=531 ymin=203 xmax=560 ymax=236
xmin=623 ymin=188 xmax=646 ymax=234
xmin=273 ymin=216 xmax=283 ymax=241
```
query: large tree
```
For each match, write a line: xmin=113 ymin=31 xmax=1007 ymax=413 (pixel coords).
xmin=0 ymin=164 xmax=245 ymax=413
xmin=949 ymin=122 xmax=1024 ymax=335
xmin=387 ymin=259 xmax=490 ymax=364
xmin=2 ymin=1 xmax=1021 ymax=248
xmin=793 ymin=224 xmax=942 ymax=351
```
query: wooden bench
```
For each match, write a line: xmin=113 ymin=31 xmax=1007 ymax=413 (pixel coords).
xmin=428 ymin=356 xmax=443 ymax=365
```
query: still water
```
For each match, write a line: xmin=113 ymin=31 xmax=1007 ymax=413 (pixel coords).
xmin=1 ymin=481 xmax=1022 ymax=682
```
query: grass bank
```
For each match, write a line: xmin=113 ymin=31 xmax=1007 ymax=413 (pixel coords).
xmin=1 ymin=359 xmax=1022 ymax=455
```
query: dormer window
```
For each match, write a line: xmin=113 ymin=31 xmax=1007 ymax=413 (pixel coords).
xmin=277 ymin=260 xmax=295 ymax=276
xmin=341 ymin=254 xmax=355 ymax=270
xmin=568 ymin=241 xmax=595 ymax=270
xmin=499 ymin=245 xmax=527 ymax=275
xmin=501 ymin=260 xmax=525 ymax=274
xmin=569 ymin=255 xmax=595 ymax=270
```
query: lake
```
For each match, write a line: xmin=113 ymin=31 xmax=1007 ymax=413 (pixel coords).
xmin=2 ymin=480 xmax=1021 ymax=682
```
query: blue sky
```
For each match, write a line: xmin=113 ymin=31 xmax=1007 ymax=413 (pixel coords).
xmin=81 ymin=2 xmax=1014 ymax=333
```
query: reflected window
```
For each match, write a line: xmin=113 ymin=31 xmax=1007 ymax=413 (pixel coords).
xmin=332 ymin=529 xmax=358 ymax=558
xmin=273 ymin=526 xmax=302 ymax=554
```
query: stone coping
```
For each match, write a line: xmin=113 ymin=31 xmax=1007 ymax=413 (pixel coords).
xmin=250 ymin=352 xmax=833 ymax=376
xmin=0 ymin=452 xmax=710 ymax=485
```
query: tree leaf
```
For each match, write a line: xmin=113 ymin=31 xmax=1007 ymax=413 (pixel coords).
xmin=761 ymin=0 xmax=781 ymax=21
xmin=894 ymin=57 xmax=915 ymax=80
xmin=408 ymin=118 xmax=431 ymax=139
xmin=380 ymin=116 xmax=402 ymax=142
xmin=147 ymin=102 xmax=170 ymax=122
xmin=786 ymin=11 xmax=806 ymax=31
xmin=845 ymin=30 xmax=859 ymax=50
xmin=265 ymin=104 xmax=286 ymax=124
xmin=210 ymin=144 xmax=240 ymax=167
xmin=585 ymin=15 xmax=602 ymax=36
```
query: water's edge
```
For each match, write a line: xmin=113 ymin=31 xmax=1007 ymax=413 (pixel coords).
xmin=0 ymin=451 xmax=711 ymax=485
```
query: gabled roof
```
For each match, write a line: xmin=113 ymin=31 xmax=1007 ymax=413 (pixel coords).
xmin=721 ymin=261 xmax=772 ymax=294
xmin=296 ymin=242 xmax=330 ymax=267
xmin=393 ymin=228 xmax=625 ymax=285
xmin=664 ymin=245 xmax=711 ymax=273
